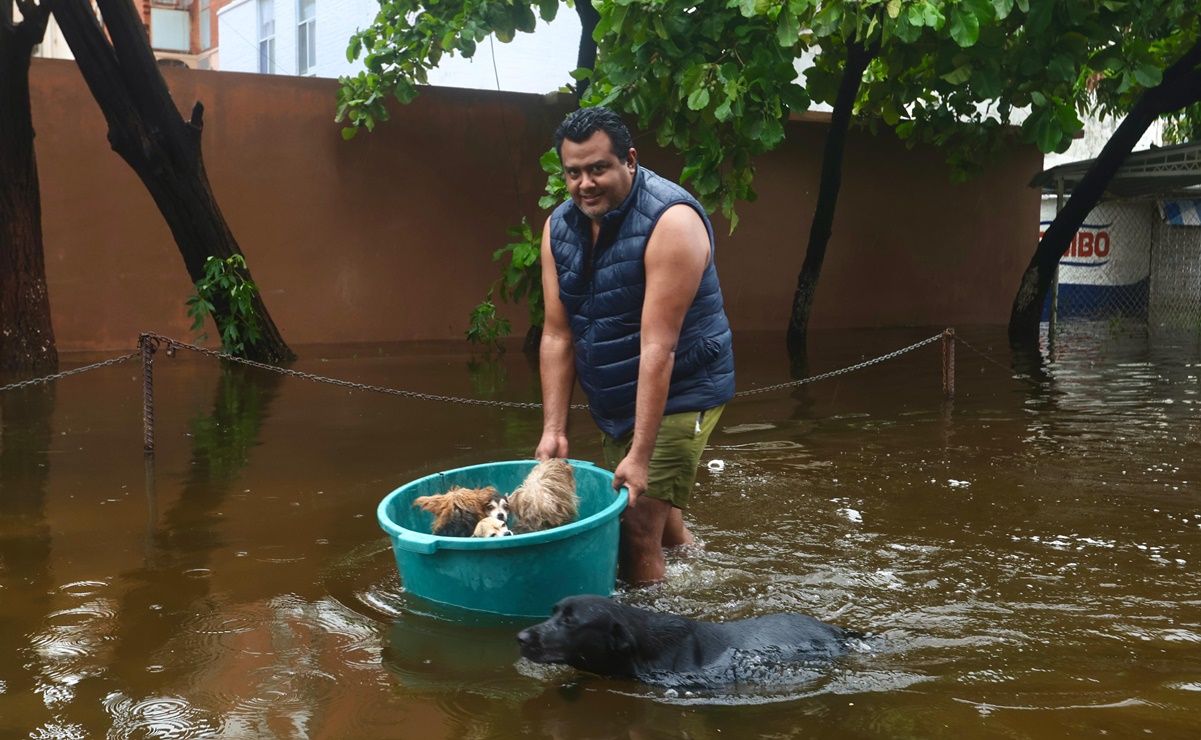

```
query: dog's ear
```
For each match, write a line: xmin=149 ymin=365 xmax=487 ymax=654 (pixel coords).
xmin=608 ymin=619 xmax=634 ymax=656
xmin=468 ymin=487 xmax=500 ymax=513
xmin=413 ymin=495 xmax=454 ymax=517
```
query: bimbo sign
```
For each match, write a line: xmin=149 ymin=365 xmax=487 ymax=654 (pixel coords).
xmin=1039 ymin=200 xmax=1149 ymax=288
xmin=1047 ymin=222 xmax=1111 ymax=263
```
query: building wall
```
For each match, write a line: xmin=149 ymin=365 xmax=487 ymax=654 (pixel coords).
xmin=29 ymin=58 xmax=1043 ymax=352
xmin=217 ymin=0 xmax=581 ymax=90
xmin=31 ymin=15 xmax=74 ymax=60
xmin=216 ymin=0 xmax=257 ymax=72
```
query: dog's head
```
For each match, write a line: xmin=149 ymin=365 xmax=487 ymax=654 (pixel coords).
xmin=483 ymin=494 xmax=510 ymax=525
xmin=516 ymin=595 xmax=640 ymax=677
xmin=472 ymin=516 xmax=512 ymax=537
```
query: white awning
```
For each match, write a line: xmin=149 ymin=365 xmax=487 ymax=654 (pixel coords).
xmin=1030 ymin=140 xmax=1201 ymax=199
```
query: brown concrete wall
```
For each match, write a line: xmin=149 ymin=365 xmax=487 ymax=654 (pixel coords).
xmin=29 ymin=58 xmax=1042 ymax=352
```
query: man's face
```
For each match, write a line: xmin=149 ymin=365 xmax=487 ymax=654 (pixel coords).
xmin=560 ymin=131 xmax=637 ymax=222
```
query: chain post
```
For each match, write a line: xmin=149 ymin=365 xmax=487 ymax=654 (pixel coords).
xmin=941 ymin=327 xmax=955 ymax=399
xmin=140 ymin=334 xmax=158 ymax=454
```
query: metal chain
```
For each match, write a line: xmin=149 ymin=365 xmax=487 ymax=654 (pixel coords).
xmin=137 ymin=332 xmax=586 ymax=410
xmin=951 ymin=336 xmax=1028 ymax=374
xmin=0 ymin=352 xmax=140 ymax=393
xmin=952 ymin=334 xmax=1038 ymax=383
xmin=2 ymin=331 xmax=948 ymax=405
xmin=733 ymin=333 xmax=944 ymax=397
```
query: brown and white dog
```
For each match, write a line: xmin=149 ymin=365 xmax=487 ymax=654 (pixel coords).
xmin=412 ymin=486 xmax=511 ymax=538
xmin=472 ymin=496 xmax=513 ymax=537
xmin=508 ymin=459 xmax=579 ymax=534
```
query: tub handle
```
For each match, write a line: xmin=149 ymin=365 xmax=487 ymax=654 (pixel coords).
xmin=391 ymin=531 xmax=440 ymax=554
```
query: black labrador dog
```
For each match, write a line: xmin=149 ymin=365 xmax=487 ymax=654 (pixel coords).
xmin=517 ymin=595 xmax=861 ymax=687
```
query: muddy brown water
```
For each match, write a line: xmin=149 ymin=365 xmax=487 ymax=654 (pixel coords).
xmin=1 ymin=326 xmax=1198 ymax=739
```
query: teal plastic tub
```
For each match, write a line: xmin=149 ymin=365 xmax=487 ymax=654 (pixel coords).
xmin=377 ymin=459 xmax=626 ymax=619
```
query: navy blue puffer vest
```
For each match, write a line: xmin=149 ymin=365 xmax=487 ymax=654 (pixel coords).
xmin=549 ymin=166 xmax=735 ymax=439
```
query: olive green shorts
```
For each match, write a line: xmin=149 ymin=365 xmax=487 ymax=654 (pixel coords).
xmin=601 ymin=404 xmax=725 ymax=510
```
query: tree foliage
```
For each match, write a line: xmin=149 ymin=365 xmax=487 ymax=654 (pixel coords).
xmin=340 ymin=0 xmax=1200 ymax=347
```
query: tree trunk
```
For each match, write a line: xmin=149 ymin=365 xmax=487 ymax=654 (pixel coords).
xmin=573 ymin=2 xmax=599 ymax=101
xmin=786 ymin=41 xmax=877 ymax=375
xmin=0 ymin=0 xmax=57 ymax=373
xmin=1008 ymin=39 xmax=1201 ymax=348
xmin=50 ymin=0 xmax=296 ymax=363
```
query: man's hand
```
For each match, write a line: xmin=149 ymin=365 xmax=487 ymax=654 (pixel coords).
xmin=535 ymin=432 xmax=569 ymax=461
xmin=612 ymin=453 xmax=649 ymax=509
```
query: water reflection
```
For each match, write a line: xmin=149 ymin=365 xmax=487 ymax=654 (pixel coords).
xmin=103 ymin=365 xmax=284 ymax=736
xmin=0 ymin=385 xmax=56 ymax=733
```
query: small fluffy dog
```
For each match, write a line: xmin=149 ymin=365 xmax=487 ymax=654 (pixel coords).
xmin=412 ymin=486 xmax=511 ymax=538
xmin=508 ymin=459 xmax=578 ymax=534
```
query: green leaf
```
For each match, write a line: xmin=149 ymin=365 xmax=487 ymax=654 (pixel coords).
xmin=894 ymin=15 xmax=922 ymax=42
xmin=882 ymin=100 xmax=900 ymax=126
xmin=1036 ymin=112 xmax=1062 ymax=153
xmin=1133 ymin=64 xmax=1162 ymax=88
xmin=940 ymin=63 xmax=973 ymax=85
xmin=811 ymin=2 xmax=841 ymax=35
xmin=569 ymin=67 xmax=593 ymax=81
xmin=539 ymin=148 xmax=561 ymax=173
xmin=921 ymin=2 xmax=943 ymax=29
xmin=514 ymin=4 xmax=537 ymax=34
xmin=776 ymin=10 xmax=800 ymax=47
xmin=949 ymin=5 xmax=980 ymax=47
xmin=687 ymin=87 xmax=711 ymax=110
xmin=760 ymin=117 xmax=785 ymax=148
xmin=1025 ymin=0 xmax=1053 ymax=34
xmin=972 ymin=65 xmax=1002 ymax=98
xmin=1047 ymin=54 xmax=1075 ymax=83
xmin=715 ymin=97 xmax=734 ymax=121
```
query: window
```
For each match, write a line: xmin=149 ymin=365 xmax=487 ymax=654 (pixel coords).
xmin=257 ymin=0 xmax=275 ymax=74
xmin=150 ymin=8 xmax=190 ymax=52
xmin=297 ymin=0 xmax=316 ymax=76
xmin=199 ymin=0 xmax=211 ymax=51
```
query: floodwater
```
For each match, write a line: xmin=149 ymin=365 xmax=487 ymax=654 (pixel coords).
xmin=1 ymin=325 xmax=1199 ymax=739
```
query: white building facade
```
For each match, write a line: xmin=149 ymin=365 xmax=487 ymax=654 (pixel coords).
xmin=217 ymin=0 xmax=580 ymax=92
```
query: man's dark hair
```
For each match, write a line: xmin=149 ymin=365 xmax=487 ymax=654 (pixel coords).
xmin=553 ymin=107 xmax=633 ymax=161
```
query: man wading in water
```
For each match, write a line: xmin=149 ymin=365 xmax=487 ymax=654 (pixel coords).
xmin=535 ymin=107 xmax=735 ymax=584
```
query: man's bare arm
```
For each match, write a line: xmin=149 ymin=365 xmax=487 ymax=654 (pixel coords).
xmin=612 ymin=204 xmax=711 ymax=504
xmin=536 ymin=218 xmax=577 ymax=460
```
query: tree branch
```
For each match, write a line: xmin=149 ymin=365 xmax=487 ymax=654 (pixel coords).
xmin=1160 ymin=36 xmax=1201 ymax=87
xmin=15 ymin=0 xmax=50 ymax=46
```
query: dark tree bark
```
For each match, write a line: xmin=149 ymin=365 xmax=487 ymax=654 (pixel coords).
xmin=573 ymin=1 xmax=599 ymax=101
xmin=51 ymin=0 xmax=296 ymax=363
xmin=0 ymin=0 xmax=57 ymax=373
xmin=1008 ymin=39 xmax=1201 ymax=348
xmin=786 ymin=41 xmax=877 ymax=375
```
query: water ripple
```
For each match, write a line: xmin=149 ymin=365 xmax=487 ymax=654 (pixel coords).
xmin=103 ymin=692 xmax=223 ymax=739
